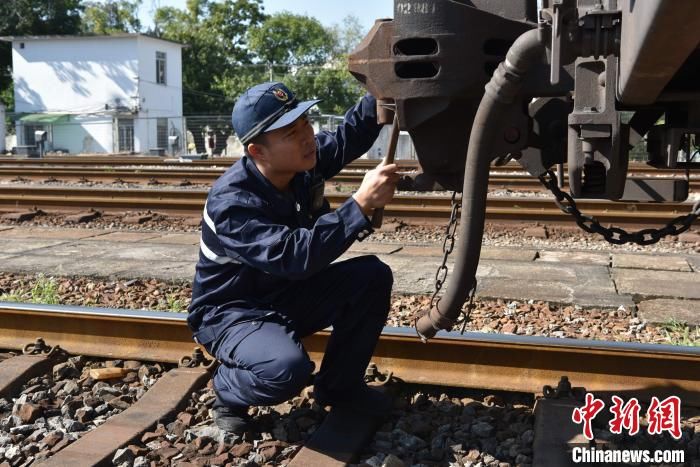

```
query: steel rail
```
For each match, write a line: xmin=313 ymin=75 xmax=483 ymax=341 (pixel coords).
xmin=0 ymin=185 xmax=695 ymax=225
xmin=4 ymin=167 xmax=696 ymax=193
xmin=0 ymin=156 xmax=693 ymax=174
xmin=1 ymin=302 xmax=699 ymax=404
xmin=0 ymin=167 xmax=555 ymax=188
xmin=0 ymin=155 xmax=694 ymax=176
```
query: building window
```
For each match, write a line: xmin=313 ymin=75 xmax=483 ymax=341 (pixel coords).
xmin=157 ymin=118 xmax=168 ymax=148
xmin=156 ymin=51 xmax=167 ymax=85
xmin=118 ymin=119 xmax=134 ymax=153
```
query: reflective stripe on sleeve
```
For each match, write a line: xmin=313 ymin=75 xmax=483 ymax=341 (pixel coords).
xmin=199 ymin=237 xmax=241 ymax=265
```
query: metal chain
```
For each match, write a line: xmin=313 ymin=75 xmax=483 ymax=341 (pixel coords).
xmin=430 ymin=191 xmax=461 ymax=309
xmin=539 ymin=170 xmax=700 ymax=245
xmin=459 ymin=279 xmax=477 ymax=335
xmin=428 ymin=191 xmax=477 ymax=334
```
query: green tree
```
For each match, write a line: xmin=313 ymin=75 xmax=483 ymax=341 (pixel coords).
xmin=243 ymin=12 xmax=365 ymax=115
xmin=81 ymin=0 xmax=142 ymax=34
xmin=0 ymin=0 xmax=84 ymax=110
xmin=154 ymin=0 xmax=266 ymax=113
xmin=287 ymin=66 xmax=364 ymax=115
xmin=247 ymin=12 xmax=334 ymax=68
xmin=329 ymin=15 xmax=366 ymax=56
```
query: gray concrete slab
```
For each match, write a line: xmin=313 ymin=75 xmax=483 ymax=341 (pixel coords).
xmin=0 ymin=227 xmax=112 ymax=240
xmin=348 ymin=243 xmax=408 ymax=255
xmin=613 ymin=268 xmax=700 ymax=300
xmin=91 ymin=231 xmax=163 ymax=242
xmin=143 ymin=233 xmax=199 ymax=245
xmin=474 ymin=261 xmax=630 ymax=309
xmin=612 ymin=253 xmax=691 ymax=272
xmin=686 ymin=255 xmax=700 ymax=273
xmin=0 ymin=239 xmax=69 ymax=255
xmin=637 ymin=299 xmax=700 ymax=326
xmin=80 ymin=241 xmax=199 ymax=262
xmin=392 ymin=245 xmax=442 ymax=257
xmin=124 ymin=261 xmax=196 ymax=282
xmin=537 ymin=250 xmax=610 ymax=266
xmin=344 ymin=253 xmax=437 ymax=295
xmin=0 ymin=227 xmax=679 ymax=311
xmin=480 ymin=247 xmax=537 ymax=262
xmin=0 ymin=254 xmax=130 ymax=277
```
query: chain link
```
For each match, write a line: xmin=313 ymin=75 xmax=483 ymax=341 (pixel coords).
xmin=430 ymin=191 xmax=461 ymax=310
xmin=427 ymin=191 xmax=477 ymax=333
xmin=539 ymin=170 xmax=700 ymax=245
xmin=459 ymin=279 xmax=477 ymax=335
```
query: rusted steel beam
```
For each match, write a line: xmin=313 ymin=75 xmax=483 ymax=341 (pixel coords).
xmin=0 ymin=354 xmax=66 ymax=398
xmin=340 ymin=328 xmax=700 ymax=405
xmin=288 ymin=407 xmax=384 ymax=467
xmin=2 ymin=304 xmax=700 ymax=404
xmin=618 ymin=0 xmax=700 ymax=105
xmin=533 ymin=397 xmax=584 ymax=467
xmin=36 ymin=367 xmax=209 ymax=467
xmin=0 ymin=304 xmax=200 ymax=364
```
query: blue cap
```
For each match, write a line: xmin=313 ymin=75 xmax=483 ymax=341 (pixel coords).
xmin=232 ymin=82 xmax=322 ymax=145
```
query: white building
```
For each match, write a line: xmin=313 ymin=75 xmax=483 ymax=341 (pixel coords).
xmin=0 ymin=34 xmax=185 ymax=155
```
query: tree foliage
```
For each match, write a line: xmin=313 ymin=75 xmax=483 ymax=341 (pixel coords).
xmin=81 ymin=0 xmax=142 ymax=34
xmin=242 ymin=12 xmax=365 ymax=115
xmin=247 ymin=13 xmax=334 ymax=67
xmin=329 ymin=15 xmax=366 ymax=56
xmin=154 ymin=0 xmax=266 ymax=113
xmin=287 ymin=66 xmax=365 ymax=115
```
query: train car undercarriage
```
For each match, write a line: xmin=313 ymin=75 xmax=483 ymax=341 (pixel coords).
xmin=348 ymin=0 xmax=700 ymax=340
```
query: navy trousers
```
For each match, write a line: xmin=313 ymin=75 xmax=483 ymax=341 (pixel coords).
xmin=207 ymin=255 xmax=393 ymax=410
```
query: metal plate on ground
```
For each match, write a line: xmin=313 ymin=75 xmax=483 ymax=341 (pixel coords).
xmin=0 ymin=354 xmax=65 ymax=398
xmin=288 ymin=407 xmax=383 ymax=467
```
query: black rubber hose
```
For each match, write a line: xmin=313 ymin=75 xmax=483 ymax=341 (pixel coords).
xmin=416 ymin=29 xmax=545 ymax=340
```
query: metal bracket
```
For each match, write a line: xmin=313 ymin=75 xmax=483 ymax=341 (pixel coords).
xmin=364 ymin=362 xmax=393 ymax=386
xmin=542 ymin=376 xmax=586 ymax=400
xmin=178 ymin=347 xmax=216 ymax=370
xmin=22 ymin=337 xmax=64 ymax=358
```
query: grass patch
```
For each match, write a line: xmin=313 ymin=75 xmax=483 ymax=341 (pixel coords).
xmin=158 ymin=294 xmax=187 ymax=313
xmin=0 ymin=274 xmax=60 ymax=305
xmin=660 ymin=318 xmax=700 ymax=347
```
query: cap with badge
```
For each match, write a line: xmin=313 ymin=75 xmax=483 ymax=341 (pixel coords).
xmin=232 ymin=82 xmax=322 ymax=145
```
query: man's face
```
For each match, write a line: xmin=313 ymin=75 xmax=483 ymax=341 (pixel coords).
xmin=252 ymin=115 xmax=317 ymax=174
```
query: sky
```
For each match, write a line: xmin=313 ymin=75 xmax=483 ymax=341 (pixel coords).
xmin=138 ymin=0 xmax=394 ymax=33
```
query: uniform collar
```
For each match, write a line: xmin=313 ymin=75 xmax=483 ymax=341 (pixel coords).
xmin=242 ymin=156 xmax=304 ymax=206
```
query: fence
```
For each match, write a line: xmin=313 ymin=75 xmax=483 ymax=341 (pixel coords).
xmin=1 ymin=111 xmax=419 ymax=160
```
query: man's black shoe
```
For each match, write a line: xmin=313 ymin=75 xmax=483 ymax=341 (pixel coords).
xmin=212 ymin=395 xmax=256 ymax=434
xmin=314 ymin=384 xmax=392 ymax=416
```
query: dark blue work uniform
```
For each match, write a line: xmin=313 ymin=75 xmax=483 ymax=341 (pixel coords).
xmin=188 ymin=94 xmax=392 ymax=410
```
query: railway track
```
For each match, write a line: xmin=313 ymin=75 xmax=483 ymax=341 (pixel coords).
xmin=0 ymin=302 xmax=698 ymax=465
xmin=2 ymin=167 xmax=698 ymax=193
xmin=0 ymin=185 xmax=696 ymax=226
xmin=0 ymin=167 xmax=555 ymax=189
xmin=0 ymin=154 xmax=695 ymax=175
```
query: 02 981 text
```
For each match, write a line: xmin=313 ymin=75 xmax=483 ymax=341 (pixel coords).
xmin=396 ymin=2 xmax=437 ymax=15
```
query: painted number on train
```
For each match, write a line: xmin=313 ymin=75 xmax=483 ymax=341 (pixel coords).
xmin=396 ymin=2 xmax=437 ymax=15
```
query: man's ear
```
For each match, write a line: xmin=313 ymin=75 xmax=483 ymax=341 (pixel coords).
xmin=247 ymin=142 xmax=266 ymax=161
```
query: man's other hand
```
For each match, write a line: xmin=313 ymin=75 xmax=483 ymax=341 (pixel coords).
xmin=352 ymin=160 xmax=400 ymax=216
